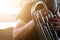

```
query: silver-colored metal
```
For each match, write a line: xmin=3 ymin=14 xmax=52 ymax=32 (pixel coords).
xmin=49 ymin=13 xmax=59 ymax=40
xmin=32 ymin=11 xmax=48 ymax=40
xmin=31 ymin=1 xmax=58 ymax=40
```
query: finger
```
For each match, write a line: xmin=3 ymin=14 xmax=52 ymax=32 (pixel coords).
xmin=48 ymin=21 xmax=60 ymax=26
xmin=49 ymin=18 xmax=60 ymax=22
xmin=56 ymin=18 xmax=60 ymax=22
xmin=50 ymin=26 xmax=60 ymax=31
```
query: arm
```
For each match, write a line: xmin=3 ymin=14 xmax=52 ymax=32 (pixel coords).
xmin=15 ymin=19 xmax=26 ymax=28
xmin=13 ymin=19 xmax=35 ymax=40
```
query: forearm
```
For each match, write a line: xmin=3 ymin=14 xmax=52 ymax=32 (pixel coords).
xmin=15 ymin=19 xmax=26 ymax=28
xmin=13 ymin=20 xmax=35 ymax=40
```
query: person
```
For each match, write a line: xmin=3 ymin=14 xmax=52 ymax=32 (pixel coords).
xmin=13 ymin=1 xmax=40 ymax=40
xmin=13 ymin=0 xmax=60 ymax=40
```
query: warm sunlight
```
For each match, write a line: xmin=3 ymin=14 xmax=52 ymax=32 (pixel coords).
xmin=0 ymin=0 xmax=20 ymax=14
xmin=0 ymin=22 xmax=16 ymax=29
xmin=0 ymin=0 xmax=20 ymax=29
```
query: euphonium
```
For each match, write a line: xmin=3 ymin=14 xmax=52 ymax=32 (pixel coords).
xmin=31 ymin=1 xmax=58 ymax=40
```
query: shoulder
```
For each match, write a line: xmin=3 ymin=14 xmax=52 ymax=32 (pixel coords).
xmin=17 ymin=2 xmax=37 ymax=23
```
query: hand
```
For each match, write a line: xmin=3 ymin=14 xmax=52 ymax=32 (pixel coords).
xmin=49 ymin=15 xmax=60 ymax=31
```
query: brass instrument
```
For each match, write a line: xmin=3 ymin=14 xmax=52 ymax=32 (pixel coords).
xmin=31 ymin=1 xmax=59 ymax=40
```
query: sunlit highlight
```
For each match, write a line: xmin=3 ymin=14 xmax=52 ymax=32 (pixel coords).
xmin=0 ymin=22 xmax=16 ymax=29
xmin=0 ymin=0 xmax=20 ymax=29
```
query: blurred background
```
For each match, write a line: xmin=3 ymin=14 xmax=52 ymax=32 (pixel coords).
xmin=0 ymin=0 xmax=20 ymax=40
xmin=0 ymin=0 xmax=20 ymax=29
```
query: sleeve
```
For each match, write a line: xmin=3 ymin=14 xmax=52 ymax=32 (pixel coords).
xmin=17 ymin=2 xmax=34 ymax=23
